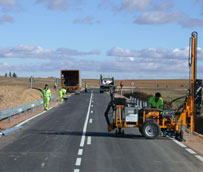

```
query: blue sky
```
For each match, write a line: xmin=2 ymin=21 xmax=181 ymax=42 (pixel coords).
xmin=0 ymin=0 xmax=203 ymax=79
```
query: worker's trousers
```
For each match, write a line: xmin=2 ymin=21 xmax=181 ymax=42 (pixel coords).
xmin=59 ymin=96 xmax=64 ymax=102
xmin=43 ymin=97 xmax=50 ymax=110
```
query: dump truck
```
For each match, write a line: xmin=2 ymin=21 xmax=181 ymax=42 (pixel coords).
xmin=100 ymin=74 xmax=115 ymax=93
xmin=61 ymin=70 xmax=81 ymax=93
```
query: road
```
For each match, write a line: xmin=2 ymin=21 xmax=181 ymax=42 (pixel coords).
xmin=0 ymin=89 xmax=202 ymax=172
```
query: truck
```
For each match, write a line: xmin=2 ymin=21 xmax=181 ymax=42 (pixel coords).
xmin=61 ymin=70 xmax=81 ymax=94
xmin=100 ymin=74 xmax=115 ymax=93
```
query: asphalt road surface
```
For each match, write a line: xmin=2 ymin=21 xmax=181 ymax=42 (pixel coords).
xmin=0 ymin=89 xmax=202 ymax=172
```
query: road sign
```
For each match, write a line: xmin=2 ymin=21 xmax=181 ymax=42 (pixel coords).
xmin=131 ymin=81 xmax=135 ymax=86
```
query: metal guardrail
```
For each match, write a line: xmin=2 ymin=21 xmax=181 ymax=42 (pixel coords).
xmin=129 ymin=96 xmax=148 ymax=108
xmin=0 ymin=95 xmax=56 ymax=122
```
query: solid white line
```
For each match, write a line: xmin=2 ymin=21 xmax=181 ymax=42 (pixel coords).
xmin=75 ymin=158 xmax=81 ymax=166
xmin=185 ymin=148 xmax=196 ymax=154
xmin=195 ymin=155 xmax=203 ymax=162
xmin=89 ymin=119 xmax=92 ymax=123
xmin=16 ymin=106 xmax=55 ymax=127
xmin=87 ymin=136 xmax=91 ymax=145
xmin=79 ymin=93 xmax=93 ymax=147
xmin=173 ymin=140 xmax=187 ymax=148
xmin=16 ymin=111 xmax=46 ymax=127
xmin=78 ymin=149 xmax=83 ymax=156
xmin=74 ymin=169 xmax=80 ymax=172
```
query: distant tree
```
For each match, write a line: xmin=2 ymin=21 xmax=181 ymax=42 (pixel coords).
xmin=9 ymin=72 xmax=12 ymax=77
xmin=5 ymin=73 xmax=7 ymax=77
xmin=13 ymin=72 xmax=17 ymax=78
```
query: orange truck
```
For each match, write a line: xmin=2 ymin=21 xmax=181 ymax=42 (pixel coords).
xmin=61 ymin=70 xmax=81 ymax=93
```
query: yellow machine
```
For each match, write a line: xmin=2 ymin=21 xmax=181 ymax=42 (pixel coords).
xmin=105 ymin=31 xmax=202 ymax=141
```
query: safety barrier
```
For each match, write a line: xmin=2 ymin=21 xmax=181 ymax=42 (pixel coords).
xmin=129 ymin=96 xmax=148 ymax=108
xmin=0 ymin=95 xmax=56 ymax=123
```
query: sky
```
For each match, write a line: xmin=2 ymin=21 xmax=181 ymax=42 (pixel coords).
xmin=0 ymin=0 xmax=203 ymax=79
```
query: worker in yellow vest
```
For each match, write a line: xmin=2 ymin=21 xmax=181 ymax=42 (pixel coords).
xmin=41 ymin=84 xmax=51 ymax=110
xmin=59 ymin=88 xmax=67 ymax=102
xmin=85 ymin=82 xmax=88 ymax=93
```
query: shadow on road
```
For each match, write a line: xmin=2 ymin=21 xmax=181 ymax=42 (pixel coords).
xmin=24 ymin=129 xmax=169 ymax=140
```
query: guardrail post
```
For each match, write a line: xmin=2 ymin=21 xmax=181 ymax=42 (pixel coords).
xmin=32 ymin=107 xmax=36 ymax=113
xmin=8 ymin=116 xmax=11 ymax=123
xmin=140 ymin=100 xmax=142 ymax=108
xmin=38 ymin=105 xmax=42 ymax=110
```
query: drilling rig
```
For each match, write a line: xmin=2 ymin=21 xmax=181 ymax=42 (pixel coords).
xmin=104 ymin=31 xmax=202 ymax=141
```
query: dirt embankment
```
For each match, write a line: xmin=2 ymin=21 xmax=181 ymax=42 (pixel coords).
xmin=0 ymin=77 xmax=57 ymax=111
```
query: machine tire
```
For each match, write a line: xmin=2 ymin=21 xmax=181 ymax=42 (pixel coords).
xmin=142 ymin=121 xmax=160 ymax=139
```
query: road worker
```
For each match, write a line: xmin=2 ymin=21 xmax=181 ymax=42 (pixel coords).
xmin=59 ymin=88 xmax=67 ymax=102
xmin=120 ymin=81 xmax=124 ymax=89
xmin=85 ymin=82 xmax=88 ymax=93
xmin=54 ymin=80 xmax=57 ymax=90
xmin=148 ymin=92 xmax=164 ymax=111
xmin=41 ymin=84 xmax=51 ymax=111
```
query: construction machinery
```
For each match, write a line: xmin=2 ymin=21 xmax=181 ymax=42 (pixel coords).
xmin=61 ymin=70 xmax=81 ymax=94
xmin=100 ymin=74 xmax=115 ymax=93
xmin=105 ymin=31 xmax=202 ymax=141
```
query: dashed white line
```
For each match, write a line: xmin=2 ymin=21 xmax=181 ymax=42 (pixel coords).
xmin=75 ymin=158 xmax=81 ymax=166
xmin=74 ymin=169 xmax=80 ymax=172
xmin=195 ymin=155 xmax=203 ymax=162
xmin=91 ymin=105 xmax=93 ymax=108
xmin=89 ymin=119 xmax=92 ymax=123
xmin=78 ymin=149 xmax=83 ymax=156
xmin=79 ymin=92 xmax=93 ymax=147
xmin=91 ymin=110 xmax=93 ymax=114
xmin=186 ymin=148 xmax=196 ymax=154
xmin=173 ymin=139 xmax=187 ymax=148
xmin=87 ymin=136 xmax=91 ymax=145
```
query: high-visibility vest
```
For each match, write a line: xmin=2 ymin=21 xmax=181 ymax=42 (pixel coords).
xmin=148 ymin=96 xmax=164 ymax=111
xmin=41 ymin=89 xmax=51 ymax=98
xmin=62 ymin=88 xmax=67 ymax=94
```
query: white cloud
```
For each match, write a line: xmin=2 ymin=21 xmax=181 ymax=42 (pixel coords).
xmin=0 ymin=0 xmax=16 ymax=7
xmin=135 ymin=10 xmax=181 ymax=24
xmin=178 ymin=17 xmax=203 ymax=28
xmin=0 ymin=15 xmax=14 ymax=24
xmin=0 ymin=45 xmax=100 ymax=59
xmin=119 ymin=0 xmax=152 ymax=10
xmin=36 ymin=0 xmax=68 ymax=11
xmin=73 ymin=16 xmax=100 ymax=25
xmin=1 ymin=45 xmax=202 ymax=79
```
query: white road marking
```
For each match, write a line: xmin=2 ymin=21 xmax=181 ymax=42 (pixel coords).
xmin=173 ymin=139 xmax=187 ymax=148
xmin=185 ymin=148 xmax=196 ymax=154
xmin=79 ymin=93 xmax=93 ymax=147
xmin=74 ymin=169 xmax=80 ymax=172
xmin=91 ymin=105 xmax=93 ymax=108
xmin=87 ymin=136 xmax=91 ymax=145
xmin=75 ymin=158 xmax=81 ymax=166
xmin=78 ymin=149 xmax=83 ymax=156
xmin=195 ymin=155 xmax=203 ymax=162
xmin=91 ymin=111 xmax=93 ymax=114
xmin=89 ymin=119 xmax=92 ymax=123
xmin=16 ymin=111 xmax=47 ymax=127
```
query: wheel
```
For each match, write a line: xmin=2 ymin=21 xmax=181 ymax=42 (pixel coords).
xmin=142 ymin=121 xmax=160 ymax=139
